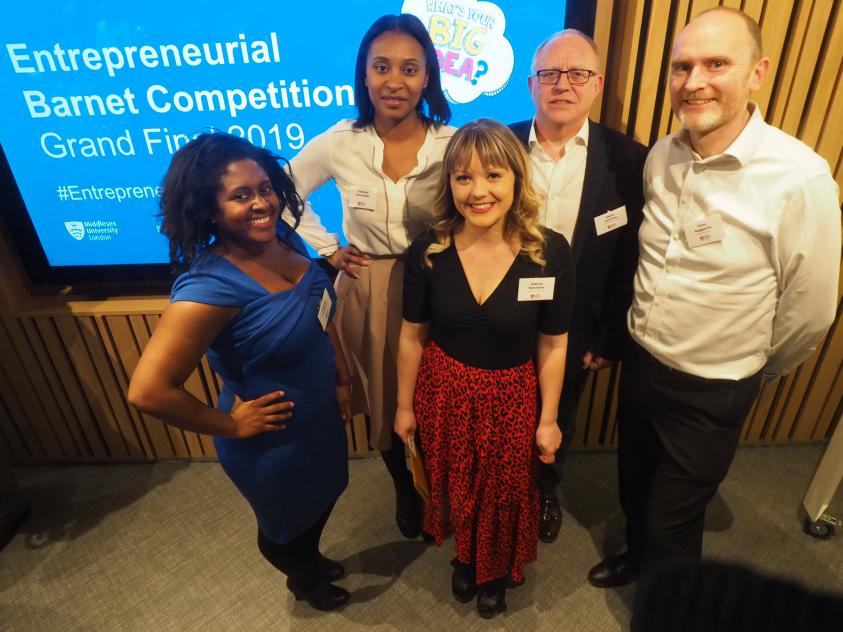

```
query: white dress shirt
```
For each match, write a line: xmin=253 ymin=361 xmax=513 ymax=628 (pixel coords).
xmin=528 ymin=118 xmax=589 ymax=243
xmin=286 ymin=119 xmax=456 ymax=256
xmin=629 ymin=104 xmax=840 ymax=379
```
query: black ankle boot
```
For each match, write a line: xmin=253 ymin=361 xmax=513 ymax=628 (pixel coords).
xmin=476 ymin=578 xmax=507 ymax=618
xmin=450 ymin=559 xmax=477 ymax=603
xmin=286 ymin=578 xmax=350 ymax=611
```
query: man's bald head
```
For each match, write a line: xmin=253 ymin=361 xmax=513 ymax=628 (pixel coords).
xmin=692 ymin=7 xmax=763 ymax=61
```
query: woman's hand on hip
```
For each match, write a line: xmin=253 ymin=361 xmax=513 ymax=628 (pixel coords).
xmin=229 ymin=391 xmax=294 ymax=438
xmin=327 ymin=244 xmax=369 ymax=279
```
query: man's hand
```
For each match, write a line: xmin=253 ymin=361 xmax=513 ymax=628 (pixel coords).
xmin=582 ymin=350 xmax=613 ymax=371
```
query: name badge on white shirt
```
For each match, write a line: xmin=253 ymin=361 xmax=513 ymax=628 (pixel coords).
xmin=518 ymin=277 xmax=555 ymax=301
xmin=318 ymin=288 xmax=332 ymax=331
xmin=683 ymin=213 xmax=725 ymax=247
xmin=594 ymin=205 xmax=628 ymax=236
xmin=349 ymin=186 xmax=377 ymax=211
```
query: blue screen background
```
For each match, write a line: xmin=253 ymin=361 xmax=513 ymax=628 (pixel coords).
xmin=1 ymin=0 xmax=566 ymax=265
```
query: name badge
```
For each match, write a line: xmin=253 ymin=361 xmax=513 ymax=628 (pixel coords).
xmin=518 ymin=277 xmax=555 ymax=301
xmin=349 ymin=186 xmax=377 ymax=211
xmin=683 ymin=213 xmax=725 ymax=247
xmin=594 ymin=205 xmax=628 ymax=236
xmin=317 ymin=288 xmax=332 ymax=331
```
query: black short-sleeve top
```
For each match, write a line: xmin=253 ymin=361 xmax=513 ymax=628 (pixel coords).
xmin=403 ymin=229 xmax=575 ymax=370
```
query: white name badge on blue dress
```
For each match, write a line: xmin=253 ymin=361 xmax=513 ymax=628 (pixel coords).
xmin=517 ymin=277 xmax=555 ymax=301
xmin=318 ymin=288 xmax=332 ymax=331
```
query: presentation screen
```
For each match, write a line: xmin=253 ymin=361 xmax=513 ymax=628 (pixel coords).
xmin=1 ymin=0 xmax=568 ymax=286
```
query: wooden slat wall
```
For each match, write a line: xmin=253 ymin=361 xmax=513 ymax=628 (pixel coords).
xmin=0 ymin=0 xmax=841 ymax=462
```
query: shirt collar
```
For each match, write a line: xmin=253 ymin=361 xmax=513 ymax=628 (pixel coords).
xmin=673 ymin=102 xmax=764 ymax=166
xmin=529 ymin=117 xmax=590 ymax=152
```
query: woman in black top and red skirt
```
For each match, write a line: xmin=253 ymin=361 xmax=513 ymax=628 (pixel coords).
xmin=394 ymin=119 xmax=575 ymax=618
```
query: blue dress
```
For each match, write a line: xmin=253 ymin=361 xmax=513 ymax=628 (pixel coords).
xmin=170 ymin=222 xmax=349 ymax=544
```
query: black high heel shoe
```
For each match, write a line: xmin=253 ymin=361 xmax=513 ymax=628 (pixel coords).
xmin=395 ymin=488 xmax=422 ymax=539
xmin=476 ymin=579 xmax=507 ymax=619
xmin=286 ymin=578 xmax=350 ymax=611
xmin=317 ymin=553 xmax=345 ymax=581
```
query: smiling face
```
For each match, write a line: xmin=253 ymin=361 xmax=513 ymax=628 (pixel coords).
xmin=213 ymin=158 xmax=280 ymax=248
xmin=529 ymin=33 xmax=604 ymax=135
xmin=450 ymin=150 xmax=515 ymax=234
xmin=670 ymin=10 xmax=768 ymax=151
xmin=365 ymin=30 xmax=429 ymax=126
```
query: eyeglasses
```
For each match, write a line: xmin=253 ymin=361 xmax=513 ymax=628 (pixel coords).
xmin=534 ymin=68 xmax=596 ymax=85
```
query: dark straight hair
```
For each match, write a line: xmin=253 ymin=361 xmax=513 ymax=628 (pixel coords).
xmin=353 ymin=13 xmax=451 ymax=129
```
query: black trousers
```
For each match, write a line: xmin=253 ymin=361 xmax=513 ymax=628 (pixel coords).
xmin=617 ymin=342 xmax=761 ymax=574
xmin=257 ymin=503 xmax=334 ymax=588
xmin=537 ymin=366 xmax=590 ymax=498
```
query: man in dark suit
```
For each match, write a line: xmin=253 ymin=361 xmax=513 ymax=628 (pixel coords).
xmin=509 ymin=29 xmax=648 ymax=544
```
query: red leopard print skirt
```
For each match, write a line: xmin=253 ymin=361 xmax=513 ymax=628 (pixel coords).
xmin=414 ymin=340 xmax=539 ymax=585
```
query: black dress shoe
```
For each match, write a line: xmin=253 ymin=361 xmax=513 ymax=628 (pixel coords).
xmin=539 ymin=496 xmax=562 ymax=543
xmin=450 ymin=559 xmax=477 ymax=603
xmin=395 ymin=489 xmax=422 ymax=539
xmin=317 ymin=554 xmax=345 ymax=581
xmin=587 ymin=552 xmax=639 ymax=588
xmin=476 ymin=580 xmax=507 ymax=618
xmin=286 ymin=579 xmax=350 ymax=611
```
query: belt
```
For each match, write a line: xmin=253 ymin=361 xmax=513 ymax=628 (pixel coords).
xmin=365 ymin=253 xmax=406 ymax=261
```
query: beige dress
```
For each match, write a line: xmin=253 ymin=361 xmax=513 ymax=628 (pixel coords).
xmin=288 ymin=119 xmax=456 ymax=449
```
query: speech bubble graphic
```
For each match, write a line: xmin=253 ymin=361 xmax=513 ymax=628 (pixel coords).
xmin=402 ymin=0 xmax=514 ymax=104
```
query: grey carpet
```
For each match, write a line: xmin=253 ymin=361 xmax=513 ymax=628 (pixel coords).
xmin=1 ymin=445 xmax=841 ymax=631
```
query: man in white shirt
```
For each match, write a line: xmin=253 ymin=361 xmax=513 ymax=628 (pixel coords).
xmin=588 ymin=7 xmax=840 ymax=588
xmin=509 ymin=30 xmax=648 ymax=544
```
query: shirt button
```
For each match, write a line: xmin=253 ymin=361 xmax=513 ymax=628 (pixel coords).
xmin=673 ymin=233 xmax=680 ymax=240
xmin=666 ymin=267 xmax=672 ymax=273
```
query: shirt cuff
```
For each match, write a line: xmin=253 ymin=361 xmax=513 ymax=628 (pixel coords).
xmin=316 ymin=241 xmax=340 ymax=257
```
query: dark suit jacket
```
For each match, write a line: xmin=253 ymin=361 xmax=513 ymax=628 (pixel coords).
xmin=510 ymin=119 xmax=648 ymax=373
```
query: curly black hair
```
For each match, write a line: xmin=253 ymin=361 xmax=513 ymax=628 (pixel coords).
xmin=158 ymin=132 xmax=302 ymax=272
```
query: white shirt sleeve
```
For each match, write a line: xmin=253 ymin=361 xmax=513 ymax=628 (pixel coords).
xmin=766 ymin=173 xmax=841 ymax=376
xmin=285 ymin=126 xmax=340 ymax=255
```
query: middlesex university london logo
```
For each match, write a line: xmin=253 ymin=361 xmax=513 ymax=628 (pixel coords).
xmin=64 ymin=221 xmax=85 ymax=240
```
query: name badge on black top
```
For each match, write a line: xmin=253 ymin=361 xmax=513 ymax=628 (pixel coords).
xmin=517 ymin=277 xmax=555 ymax=301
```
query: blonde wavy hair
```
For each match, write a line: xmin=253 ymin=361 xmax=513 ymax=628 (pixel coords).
xmin=424 ymin=118 xmax=546 ymax=267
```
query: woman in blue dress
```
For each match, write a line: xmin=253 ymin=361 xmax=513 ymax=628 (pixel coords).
xmin=128 ymin=133 xmax=352 ymax=611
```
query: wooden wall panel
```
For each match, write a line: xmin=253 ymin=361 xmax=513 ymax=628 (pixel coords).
xmin=0 ymin=0 xmax=840 ymax=462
